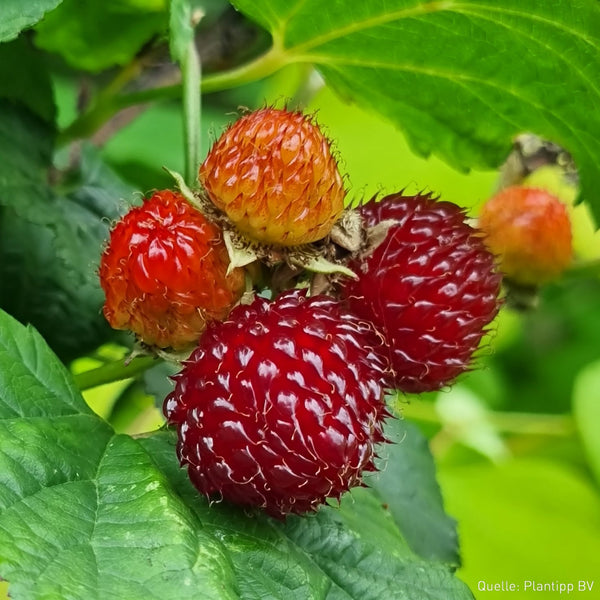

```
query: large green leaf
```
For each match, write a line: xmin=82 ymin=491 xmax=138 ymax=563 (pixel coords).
xmin=0 ymin=102 xmax=136 ymax=362
xmin=0 ymin=310 xmax=474 ymax=599
xmin=368 ymin=419 xmax=459 ymax=565
xmin=231 ymin=0 xmax=600 ymax=222
xmin=0 ymin=311 xmax=236 ymax=600
xmin=0 ymin=0 xmax=63 ymax=42
xmin=0 ymin=37 xmax=55 ymax=123
xmin=34 ymin=0 xmax=168 ymax=71
xmin=142 ymin=431 xmax=474 ymax=600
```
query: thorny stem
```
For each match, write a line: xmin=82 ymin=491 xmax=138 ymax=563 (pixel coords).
xmin=287 ymin=66 xmax=325 ymax=111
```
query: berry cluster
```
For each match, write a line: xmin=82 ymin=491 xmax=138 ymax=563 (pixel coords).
xmin=100 ymin=107 xmax=501 ymax=517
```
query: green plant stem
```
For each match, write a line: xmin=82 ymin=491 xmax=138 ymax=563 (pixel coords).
xmin=58 ymin=47 xmax=285 ymax=147
xmin=99 ymin=55 xmax=147 ymax=102
xmin=55 ymin=55 xmax=148 ymax=147
xmin=74 ymin=355 xmax=159 ymax=391
xmin=181 ymin=36 xmax=201 ymax=185
xmin=400 ymin=399 xmax=576 ymax=437
xmin=74 ymin=355 xmax=576 ymax=439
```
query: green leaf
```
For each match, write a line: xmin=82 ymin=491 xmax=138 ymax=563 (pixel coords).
xmin=0 ymin=37 xmax=55 ymax=123
xmin=368 ymin=419 xmax=460 ymax=565
xmin=142 ymin=432 xmax=475 ymax=600
xmin=0 ymin=312 xmax=472 ymax=600
xmin=0 ymin=102 xmax=136 ymax=361
xmin=0 ymin=310 xmax=238 ymax=600
xmin=283 ymin=509 xmax=470 ymax=600
xmin=34 ymin=0 xmax=168 ymax=71
xmin=231 ymin=0 xmax=600 ymax=222
xmin=0 ymin=310 xmax=476 ymax=599
xmin=573 ymin=360 xmax=600 ymax=484
xmin=0 ymin=0 xmax=63 ymax=42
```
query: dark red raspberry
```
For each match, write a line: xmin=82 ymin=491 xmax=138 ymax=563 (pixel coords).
xmin=99 ymin=190 xmax=245 ymax=349
xmin=342 ymin=193 xmax=501 ymax=393
xmin=164 ymin=290 xmax=388 ymax=518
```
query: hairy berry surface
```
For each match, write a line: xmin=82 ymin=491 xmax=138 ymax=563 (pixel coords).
xmin=100 ymin=190 xmax=245 ymax=349
xmin=199 ymin=108 xmax=345 ymax=246
xmin=342 ymin=193 xmax=501 ymax=393
xmin=478 ymin=185 xmax=572 ymax=285
xmin=164 ymin=290 xmax=388 ymax=518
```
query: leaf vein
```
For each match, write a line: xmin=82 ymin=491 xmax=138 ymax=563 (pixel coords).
xmin=451 ymin=5 xmax=600 ymax=99
xmin=286 ymin=0 xmax=456 ymax=54
xmin=308 ymin=55 xmax=594 ymax=161
xmin=452 ymin=2 xmax=600 ymax=51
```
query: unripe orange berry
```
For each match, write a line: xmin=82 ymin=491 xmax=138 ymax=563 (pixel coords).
xmin=478 ymin=186 xmax=572 ymax=285
xmin=199 ymin=108 xmax=345 ymax=246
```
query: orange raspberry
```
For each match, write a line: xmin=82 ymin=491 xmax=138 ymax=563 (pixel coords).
xmin=99 ymin=190 xmax=245 ymax=349
xmin=479 ymin=186 xmax=572 ymax=285
xmin=199 ymin=108 xmax=345 ymax=246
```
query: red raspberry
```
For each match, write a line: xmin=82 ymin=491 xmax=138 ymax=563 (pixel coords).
xmin=164 ymin=290 xmax=388 ymax=518
xmin=478 ymin=185 xmax=572 ymax=285
xmin=341 ymin=193 xmax=501 ymax=393
xmin=199 ymin=108 xmax=345 ymax=246
xmin=99 ymin=190 xmax=245 ymax=349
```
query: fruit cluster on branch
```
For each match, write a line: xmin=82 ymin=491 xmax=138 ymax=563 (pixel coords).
xmin=99 ymin=107 xmax=502 ymax=517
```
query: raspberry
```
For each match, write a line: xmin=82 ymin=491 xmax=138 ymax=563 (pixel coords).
xmin=164 ymin=290 xmax=388 ymax=518
xmin=478 ymin=185 xmax=572 ymax=285
xmin=341 ymin=193 xmax=501 ymax=393
xmin=99 ymin=190 xmax=245 ymax=349
xmin=199 ymin=108 xmax=345 ymax=246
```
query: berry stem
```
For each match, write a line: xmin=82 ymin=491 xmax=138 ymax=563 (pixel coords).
xmin=399 ymin=397 xmax=576 ymax=438
xmin=287 ymin=67 xmax=325 ymax=110
xmin=181 ymin=26 xmax=202 ymax=186
xmin=73 ymin=355 xmax=159 ymax=391
xmin=57 ymin=47 xmax=285 ymax=146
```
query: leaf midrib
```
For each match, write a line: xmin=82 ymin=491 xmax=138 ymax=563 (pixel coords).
xmin=274 ymin=0 xmax=597 ymax=58
xmin=298 ymin=50 xmax=594 ymax=172
xmin=275 ymin=0 xmax=456 ymax=54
